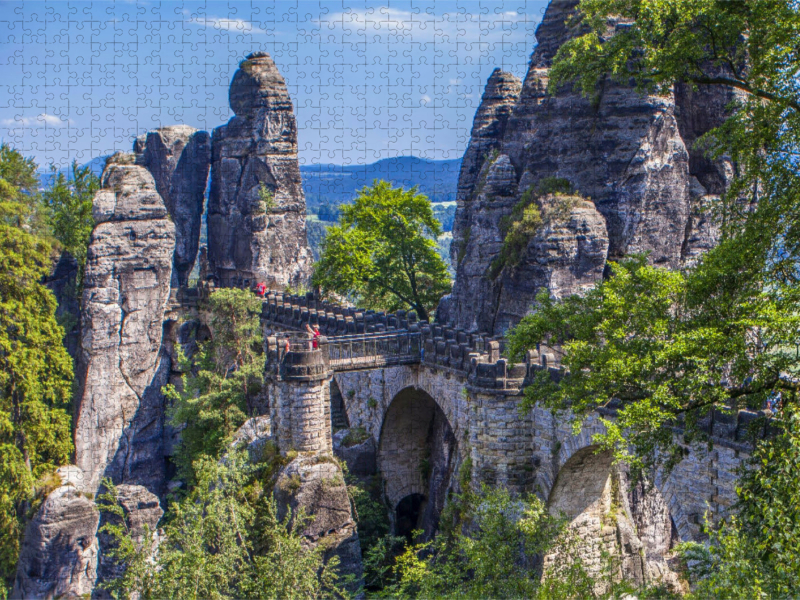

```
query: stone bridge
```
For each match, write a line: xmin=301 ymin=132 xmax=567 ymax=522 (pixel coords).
xmin=260 ymin=291 xmax=768 ymax=583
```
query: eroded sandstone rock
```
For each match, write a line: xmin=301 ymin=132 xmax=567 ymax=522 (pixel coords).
xmin=333 ymin=428 xmax=377 ymax=479
xmin=12 ymin=484 xmax=99 ymax=600
xmin=75 ymin=155 xmax=176 ymax=493
xmin=135 ymin=125 xmax=212 ymax=287
xmin=444 ymin=0 xmax=732 ymax=335
xmin=274 ymin=454 xmax=363 ymax=590
xmin=208 ymin=51 xmax=312 ymax=288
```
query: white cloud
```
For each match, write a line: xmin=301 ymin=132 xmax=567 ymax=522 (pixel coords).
xmin=186 ymin=15 xmax=268 ymax=36
xmin=319 ymin=7 xmax=536 ymax=46
xmin=420 ymin=94 xmax=432 ymax=105
xmin=1 ymin=113 xmax=71 ymax=127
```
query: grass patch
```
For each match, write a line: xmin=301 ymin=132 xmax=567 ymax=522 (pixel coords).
xmin=342 ymin=426 xmax=371 ymax=448
xmin=488 ymin=177 xmax=577 ymax=280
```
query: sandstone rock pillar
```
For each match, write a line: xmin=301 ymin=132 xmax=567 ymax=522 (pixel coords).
xmin=134 ymin=125 xmax=211 ymax=287
xmin=208 ymin=51 xmax=312 ymax=289
xmin=74 ymin=153 xmax=176 ymax=493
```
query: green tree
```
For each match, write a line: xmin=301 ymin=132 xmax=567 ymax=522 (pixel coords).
xmin=507 ymin=0 xmax=800 ymax=590
xmin=98 ymin=452 xmax=344 ymax=600
xmin=165 ymin=288 xmax=264 ymax=486
xmin=679 ymin=410 xmax=800 ymax=598
xmin=382 ymin=486 xmax=600 ymax=599
xmin=41 ymin=161 xmax=99 ymax=283
xmin=312 ymin=180 xmax=451 ymax=321
xmin=508 ymin=0 xmax=800 ymax=470
xmin=0 ymin=143 xmax=46 ymax=236
xmin=0 ymin=147 xmax=74 ymax=592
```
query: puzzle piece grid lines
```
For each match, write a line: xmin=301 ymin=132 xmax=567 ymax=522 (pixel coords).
xmin=2 ymin=1 xmax=547 ymax=175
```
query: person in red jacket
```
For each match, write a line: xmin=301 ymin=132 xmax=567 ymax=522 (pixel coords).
xmin=255 ymin=281 xmax=267 ymax=297
xmin=305 ymin=323 xmax=321 ymax=349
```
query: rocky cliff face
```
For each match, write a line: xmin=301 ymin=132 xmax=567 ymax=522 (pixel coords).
xmin=74 ymin=153 xmax=176 ymax=493
xmin=12 ymin=474 xmax=100 ymax=600
xmin=443 ymin=0 xmax=733 ymax=335
xmin=208 ymin=51 xmax=313 ymax=289
xmin=134 ymin=125 xmax=211 ymax=287
xmin=274 ymin=455 xmax=364 ymax=591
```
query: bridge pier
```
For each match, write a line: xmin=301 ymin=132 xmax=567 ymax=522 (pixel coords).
xmin=265 ymin=340 xmax=333 ymax=455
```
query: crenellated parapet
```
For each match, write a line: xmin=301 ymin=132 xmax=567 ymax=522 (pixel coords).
xmin=259 ymin=291 xmax=559 ymax=391
xmin=260 ymin=291 xmax=775 ymax=452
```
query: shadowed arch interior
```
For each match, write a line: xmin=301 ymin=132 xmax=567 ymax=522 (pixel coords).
xmin=378 ymin=386 xmax=457 ymax=539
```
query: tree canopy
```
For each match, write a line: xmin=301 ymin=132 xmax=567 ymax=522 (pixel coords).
xmin=508 ymin=0 xmax=800 ymax=470
xmin=312 ymin=180 xmax=451 ymax=321
xmin=165 ymin=288 xmax=264 ymax=487
xmin=0 ymin=146 xmax=74 ymax=592
xmin=41 ymin=161 xmax=99 ymax=283
xmin=98 ymin=452 xmax=345 ymax=600
xmin=507 ymin=0 xmax=800 ymax=590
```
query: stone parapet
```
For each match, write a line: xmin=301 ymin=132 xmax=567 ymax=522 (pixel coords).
xmin=260 ymin=292 xmax=555 ymax=390
xmin=261 ymin=292 xmax=773 ymax=450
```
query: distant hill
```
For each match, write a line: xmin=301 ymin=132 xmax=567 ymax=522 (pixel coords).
xmin=300 ymin=156 xmax=461 ymax=209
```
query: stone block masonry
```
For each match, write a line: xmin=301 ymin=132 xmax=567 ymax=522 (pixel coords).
xmin=265 ymin=342 xmax=332 ymax=455
xmin=261 ymin=291 xmax=767 ymax=590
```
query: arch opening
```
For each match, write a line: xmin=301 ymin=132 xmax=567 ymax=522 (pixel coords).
xmin=395 ymin=493 xmax=426 ymax=541
xmin=378 ymin=387 xmax=457 ymax=540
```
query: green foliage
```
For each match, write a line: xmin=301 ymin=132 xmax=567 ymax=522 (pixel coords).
xmin=508 ymin=252 xmax=800 ymax=476
xmin=507 ymin=0 xmax=800 ymax=472
xmin=345 ymin=472 xmax=392 ymax=581
xmin=0 ymin=146 xmax=74 ymax=592
xmin=258 ymin=183 xmax=276 ymax=213
xmin=508 ymin=2 xmax=800 ymax=589
xmin=680 ymin=410 xmax=800 ymax=598
xmin=312 ymin=180 xmax=451 ymax=321
xmin=341 ymin=427 xmax=370 ymax=448
xmin=489 ymin=178 xmax=576 ymax=279
xmin=165 ymin=288 xmax=264 ymax=486
xmin=41 ymin=161 xmax=99 ymax=285
xmin=0 ymin=144 xmax=44 ymax=235
xmin=98 ymin=452 xmax=345 ymax=600
xmin=382 ymin=485 xmax=583 ymax=599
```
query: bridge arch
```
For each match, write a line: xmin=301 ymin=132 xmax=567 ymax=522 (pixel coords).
xmin=377 ymin=385 xmax=461 ymax=538
xmin=545 ymin=444 xmax=682 ymax=590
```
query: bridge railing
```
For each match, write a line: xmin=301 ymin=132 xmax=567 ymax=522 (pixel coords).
xmin=322 ymin=331 xmax=421 ymax=370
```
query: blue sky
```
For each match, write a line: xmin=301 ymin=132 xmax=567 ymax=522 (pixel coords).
xmin=1 ymin=1 xmax=547 ymax=169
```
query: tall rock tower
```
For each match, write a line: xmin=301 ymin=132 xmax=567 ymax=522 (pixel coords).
xmin=208 ymin=52 xmax=313 ymax=289
xmin=134 ymin=125 xmax=212 ymax=287
xmin=441 ymin=0 xmax=735 ymax=335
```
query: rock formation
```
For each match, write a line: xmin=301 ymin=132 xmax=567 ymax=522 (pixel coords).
xmin=134 ymin=125 xmax=211 ymax=287
xmin=442 ymin=0 xmax=735 ymax=335
xmin=208 ymin=51 xmax=313 ymax=289
xmin=274 ymin=455 xmax=363 ymax=589
xmin=74 ymin=153 xmax=176 ymax=493
xmin=12 ymin=475 xmax=100 ymax=599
